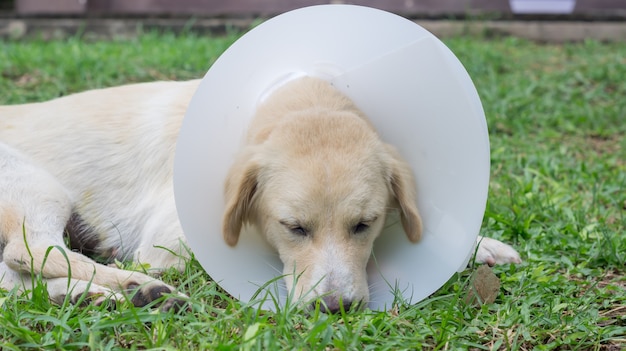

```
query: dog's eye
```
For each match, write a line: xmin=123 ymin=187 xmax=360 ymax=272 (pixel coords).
xmin=280 ymin=221 xmax=309 ymax=237
xmin=352 ymin=222 xmax=370 ymax=234
xmin=289 ymin=226 xmax=308 ymax=236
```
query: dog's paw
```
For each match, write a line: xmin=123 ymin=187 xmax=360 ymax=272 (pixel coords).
xmin=78 ymin=290 xmax=126 ymax=310
xmin=50 ymin=279 xmax=125 ymax=308
xmin=126 ymin=281 xmax=189 ymax=312
xmin=475 ymin=237 xmax=522 ymax=266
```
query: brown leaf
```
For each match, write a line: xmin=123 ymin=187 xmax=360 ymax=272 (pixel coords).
xmin=465 ymin=265 xmax=501 ymax=305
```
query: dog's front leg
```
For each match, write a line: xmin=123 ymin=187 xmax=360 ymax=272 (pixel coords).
xmin=0 ymin=261 xmax=124 ymax=307
xmin=0 ymin=144 xmax=185 ymax=310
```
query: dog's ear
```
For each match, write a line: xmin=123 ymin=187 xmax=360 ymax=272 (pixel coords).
xmin=386 ymin=145 xmax=422 ymax=243
xmin=223 ymin=153 xmax=260 ymax=247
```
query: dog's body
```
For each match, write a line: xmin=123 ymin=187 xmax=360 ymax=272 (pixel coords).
xmin=0 ymin=80 xmax=200 ymax=308
xmin=0 ymin=78 xmax=520 ymax=311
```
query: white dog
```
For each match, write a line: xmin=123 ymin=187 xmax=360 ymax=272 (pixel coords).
xmin=0 ymin=78 xmax=520 ymax=312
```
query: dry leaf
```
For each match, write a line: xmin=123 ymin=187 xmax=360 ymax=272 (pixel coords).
xmin=465 ymin=265 xmax=501 ymax=305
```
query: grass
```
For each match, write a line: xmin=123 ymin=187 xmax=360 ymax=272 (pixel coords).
xmin=1 ymin=30 xmax=625 ymax=350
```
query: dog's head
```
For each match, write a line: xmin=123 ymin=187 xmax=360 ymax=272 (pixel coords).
xmin=222 ymin=81 xmax=421 ymax=313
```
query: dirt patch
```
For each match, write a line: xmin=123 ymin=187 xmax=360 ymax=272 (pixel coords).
xmin=1 ymin=69 xmax=42 ymax=87
xmin=588 ymin=134 xmax=625 ymax=160
xmin=565 ymin=134 xmax=626 ymax=168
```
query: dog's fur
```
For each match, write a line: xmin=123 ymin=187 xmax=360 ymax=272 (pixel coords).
xmin=0 ymin=77 xmax=520 ymax=311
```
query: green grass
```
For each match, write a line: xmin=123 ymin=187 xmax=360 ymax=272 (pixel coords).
xmin=1 ymin=31 xmax=625 ymax=350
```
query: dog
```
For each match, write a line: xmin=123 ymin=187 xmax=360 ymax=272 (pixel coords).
xmin=0 ymin=76 xmax=521 ymax=312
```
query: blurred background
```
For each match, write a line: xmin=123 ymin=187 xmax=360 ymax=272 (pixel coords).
xmin=1 ymin=0 xmax=625 ymax=42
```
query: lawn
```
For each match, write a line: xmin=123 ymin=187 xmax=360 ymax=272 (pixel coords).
xmin=0 ymin=30 xmax=625 ymax=350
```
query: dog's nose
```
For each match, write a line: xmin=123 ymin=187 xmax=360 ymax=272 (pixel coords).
xmin=316 ymin=296 xmax=354 ymax=314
